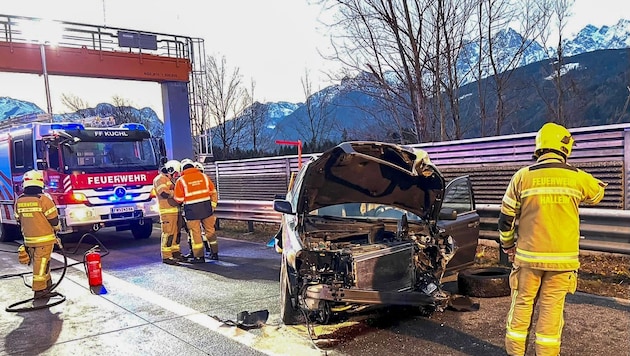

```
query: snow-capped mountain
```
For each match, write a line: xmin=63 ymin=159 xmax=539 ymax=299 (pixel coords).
xmin=262 ymin=101 xmax=301 ymax=130
xmin=455 ymin=19 xmax=630 ymax=85
xmin=0 ymin=96 xmax=44 ymax=119
xmin=0 ymin=97 xmax=164 ymax=137
xmin=564 ymin=19 xmax=630 ymax=56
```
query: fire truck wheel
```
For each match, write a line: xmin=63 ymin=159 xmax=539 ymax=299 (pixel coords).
xmin=131 ymin=219 xmax=154 ymax=240
xmin=0 ymin=223 xmax=22 ymax=242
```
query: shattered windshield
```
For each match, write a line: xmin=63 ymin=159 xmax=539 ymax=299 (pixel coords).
xmin=61 ymin=139 xmax=158 ymax=173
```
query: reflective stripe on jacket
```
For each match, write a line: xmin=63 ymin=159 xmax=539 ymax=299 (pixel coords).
xmin=15 ymin=193 xmax=59 ymax=247
xmin=153 ymin=173 xmax=179 ymax=215
xmin=173 ymin=167 xmax=217 ymax=220
xmin=498 ymin=153 xmax=606 ymax=271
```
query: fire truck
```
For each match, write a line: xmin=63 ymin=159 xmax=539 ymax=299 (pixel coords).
xmin=0 ymin=113 xmax=166 ymax=242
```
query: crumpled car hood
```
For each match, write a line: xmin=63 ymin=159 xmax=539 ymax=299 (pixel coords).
xmin=297 ymin=141 xmax=446 ymax=219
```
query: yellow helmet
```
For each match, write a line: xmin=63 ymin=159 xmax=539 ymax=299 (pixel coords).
xmin=23 ymin=170 xmax=45 ymax=189
xmin=534 ymin=122 xmax=574 ymax=159
xmin=193 ymin=162 xmax=204 ymax=173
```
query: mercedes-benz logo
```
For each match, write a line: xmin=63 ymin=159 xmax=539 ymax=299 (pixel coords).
xmin=114 ymin=186 xmax=127 ymax=198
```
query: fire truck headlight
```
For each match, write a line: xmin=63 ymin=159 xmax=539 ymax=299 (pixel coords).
xmin=73 ymin=192 xmax=88 ymax=202
xmin=150 ymin=203 xmax=160 ymax=213
xmin=69 ymin=208 xmax=94 ymax=221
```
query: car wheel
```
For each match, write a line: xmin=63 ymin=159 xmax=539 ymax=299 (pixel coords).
xmin=131 ymin=219 xmax=154 ymax=240
xmin=457 ymin=267 xmax=511 ymax=298
xmin=280 ymin=258 xmax=301 ymax=325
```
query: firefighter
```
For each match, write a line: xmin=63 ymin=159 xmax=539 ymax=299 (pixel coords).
xmin=153 ymin=160 xmax=184 ymax=265
xmin=498 ymin=122 xmax=607 ymax=356
xmin=193 ymin=161 xmax=218 ymax=256
xmin=14 ymin=170 xmax=60 ymax=299
xmin=173 ymin=159 xmax=219 ymax=263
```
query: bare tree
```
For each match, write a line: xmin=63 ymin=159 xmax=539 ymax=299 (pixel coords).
xmin=472 ymin=0 xmax=514 ymax=137
xmin=479 ymin=0 xmax=553 ymax=135
xmin=110 ymin=95 xmax=137 ymax=124
xmin=203 ymin=54 xmax=249 ymax=158
xmin=427 ymin=0 xmax=478 ymax=140
xmin=104 ymin=96 xmax=164 ymax=137
xmin=548 ymin=0 xmax=574 ymax=126
xmin=289 ymin=69 xmax=337 ymax=148
xmin=316 ymin=0 xmax=489 ymax=143
xmin=619 ymin=86 xmax=630 ymax=123
xmin=316 ymin=0 xmax=435 ymax=143
xmin=60 ymin=93 xmax=90 ymax=113
xmin=240 ymin=79 xmax=274 ymax=153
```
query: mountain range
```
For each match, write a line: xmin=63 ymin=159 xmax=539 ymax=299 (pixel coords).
xmin=1 ymin=19 xmax=629 ymax=154
xmin=253 ymin=19 xmax=630 ymax=148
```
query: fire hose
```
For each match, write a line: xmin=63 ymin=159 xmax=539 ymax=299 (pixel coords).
xmin=2 ymin=233 xmax=108 ymax=313
xmin=5 ymin=238 xmax=68 ymax=312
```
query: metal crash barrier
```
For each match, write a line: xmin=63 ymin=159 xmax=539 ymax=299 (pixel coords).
xmin=209 ymin=124 xmax=630 ymax=255
xmin=214 ymin=201 xmax=630 ymax=255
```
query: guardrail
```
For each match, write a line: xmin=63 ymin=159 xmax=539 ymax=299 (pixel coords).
xmin=214 ymin=200 xmax=630 ymax=255
xmin=209 ymin=124 xmax=630 ymax=255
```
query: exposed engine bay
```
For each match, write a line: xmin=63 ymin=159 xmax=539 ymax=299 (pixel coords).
xmin=292 ymin=213 xmax=456 ymax=322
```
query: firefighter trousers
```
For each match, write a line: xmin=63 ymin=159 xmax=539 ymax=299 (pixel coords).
xmin=29 ymin=243 xmax=54 ymax=292
xmin=185 ymin=215 xmax=217 ymax=258
xmin=505 ymin=266 xmax=578 ymax=356
xmin=159 ymin=213 xmax=181 ymax=259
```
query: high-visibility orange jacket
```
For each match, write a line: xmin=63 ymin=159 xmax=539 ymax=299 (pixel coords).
xmin=498 ymin=153 xmax=606 ymax=271
xmin=173 ymin=167 xmax=217 ymax=220
xmin=153 ymin=173 xmax=179 ymax=215
xmin=15 ymin=192 xmax=59 ymax=247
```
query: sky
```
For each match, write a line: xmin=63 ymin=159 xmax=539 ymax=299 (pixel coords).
xmin=0 ymin=0 xmax=628 ymax=118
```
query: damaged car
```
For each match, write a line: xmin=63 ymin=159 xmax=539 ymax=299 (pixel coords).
xmin=273 ymin=141 xmax=480 ymax=325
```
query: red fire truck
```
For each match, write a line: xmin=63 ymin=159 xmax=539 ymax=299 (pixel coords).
xmin=0 ymin=114 xmax=166 ymax=241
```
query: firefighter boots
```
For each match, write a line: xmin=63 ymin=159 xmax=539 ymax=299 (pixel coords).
xmin=162 ymin=258 xmax=180 ymax=266
xmin=34 ymin=279 xmax=53 ymax=299
xmin=189 ymin=257 xmax=205 ymax=264
xmin=171 ymin=251 xmax=184 ymax=262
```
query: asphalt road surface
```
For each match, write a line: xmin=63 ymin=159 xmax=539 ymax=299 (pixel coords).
xmin=1 ymin=226 xmax=628 ymax=356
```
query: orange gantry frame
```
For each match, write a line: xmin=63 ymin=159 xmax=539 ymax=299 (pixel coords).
xmin=0 ymin=41 xmax=191 ymax=83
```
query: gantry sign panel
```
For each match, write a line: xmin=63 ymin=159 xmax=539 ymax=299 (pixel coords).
xmin=0 ymin=14 xmax=199 ymax=160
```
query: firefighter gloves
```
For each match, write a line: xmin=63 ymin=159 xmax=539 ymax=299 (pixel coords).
xmin=17 ymin=245 xmax=30 ymax=265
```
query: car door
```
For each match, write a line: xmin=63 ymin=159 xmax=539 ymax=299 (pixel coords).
xmin=437 ymin=175 xmax=480 ymax=273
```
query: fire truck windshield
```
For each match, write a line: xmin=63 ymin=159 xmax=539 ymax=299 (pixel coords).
xmin=61 ymin=139 xmax=158 ymax=173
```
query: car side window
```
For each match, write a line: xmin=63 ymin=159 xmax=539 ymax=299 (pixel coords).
xmin=441 ymin=176 xmax=474 ymax=214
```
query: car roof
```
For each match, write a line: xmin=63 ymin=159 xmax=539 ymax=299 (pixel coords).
xmin=296 ymin=141 xmax=445 ymax=219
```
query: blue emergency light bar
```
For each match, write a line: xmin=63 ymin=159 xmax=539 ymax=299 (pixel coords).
xmin=119 ymin=123 xmax=147 ymax=131
xmin=50 ymin=123 xmax=85 ymax=130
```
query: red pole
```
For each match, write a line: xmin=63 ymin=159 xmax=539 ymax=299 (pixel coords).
xmin=275 ymin=139 xmax=303 ymax=169
xmin=297 ymin=140 xmax=302 ymax=169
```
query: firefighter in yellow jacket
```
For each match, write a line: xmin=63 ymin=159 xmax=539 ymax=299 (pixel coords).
xmin=498 ymin=123 xmax=606 ymax=356
xmin=153 ymin=159 xmax=185 ymax=265
xmin=15 ymin=170 xmax=60 ymax=299
xmin=173 ymin=159 xmax=219 ymax=263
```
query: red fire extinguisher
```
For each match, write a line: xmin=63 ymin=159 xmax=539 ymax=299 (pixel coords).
xmin=85 ymin=247 xmax=103 ymax=286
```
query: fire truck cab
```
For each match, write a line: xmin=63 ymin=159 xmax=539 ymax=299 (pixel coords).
xmin=0 ymin=114 xmax=165 ymax=241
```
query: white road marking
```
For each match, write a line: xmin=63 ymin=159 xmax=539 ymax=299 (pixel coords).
xmin=49 ymin=251 xmax=322 ymax=356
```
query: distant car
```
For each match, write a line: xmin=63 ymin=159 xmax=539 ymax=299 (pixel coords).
xmin=273 ymin=141 xmax=480 ymax=325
